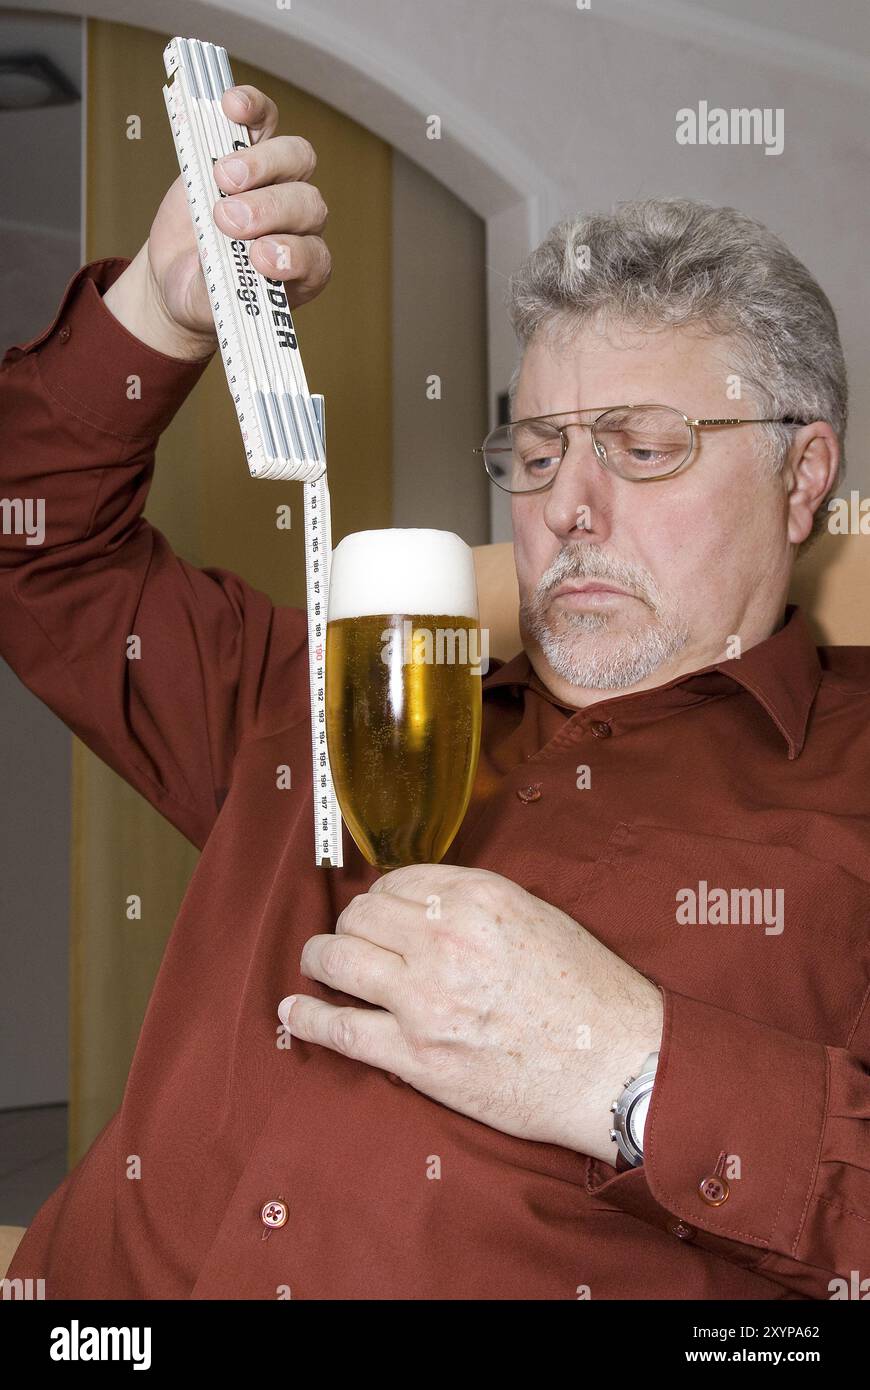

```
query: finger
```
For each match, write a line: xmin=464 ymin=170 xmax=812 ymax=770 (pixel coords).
xmin=213 ymin=135 xmax=318 ymax=195
xmin=213 ymin=180 xmax=328 ymax=242
xmin=300 ymin=931 xmax=405 ymax=1007
xmin=221 ymin=84 xmax=279 ymax=144
xmin=368 ymin=863 xmax=465 ymax=899
xmin=335 ymin=891 xmax=424 ymax=957
xmin=250 ymin=235 xmax=332 ymax=308
xmin=278 ymin=995 xmax=405 ymax=1073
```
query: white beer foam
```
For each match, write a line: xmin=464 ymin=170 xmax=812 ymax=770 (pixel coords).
xmin=328 ymin=529 xmax=479 ymax=619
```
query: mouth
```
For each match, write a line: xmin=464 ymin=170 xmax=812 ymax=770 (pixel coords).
xmin=550 ymin=581 xmax=634 ymax=602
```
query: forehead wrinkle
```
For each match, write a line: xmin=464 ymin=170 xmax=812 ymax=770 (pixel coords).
xmin=511 ymin=402 xmax=578 ymax=424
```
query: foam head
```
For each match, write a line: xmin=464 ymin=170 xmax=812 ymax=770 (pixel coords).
xmin=327 ymin=528 xmax=479 ymax=620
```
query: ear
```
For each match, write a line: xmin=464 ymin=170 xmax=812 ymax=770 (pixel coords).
xmin=784 ymin=423 xmax=840 ymax=546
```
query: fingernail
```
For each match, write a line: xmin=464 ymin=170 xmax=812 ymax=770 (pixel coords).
xmin=222 ymin=200 xmax=251 ymax=230
xmin=218 ymin=157 xmax=248 ymax=189
xmin=278 ymin=995 xmax=297 ymax=1029
xmin=230 ymin=86 xmax=251 ymax=111
xmin=261 ymin=238 xmax=290 ymax=270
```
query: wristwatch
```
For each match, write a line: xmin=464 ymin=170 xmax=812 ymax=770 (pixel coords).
xmin=609 ymin=1051 xmax=659 ymax=1168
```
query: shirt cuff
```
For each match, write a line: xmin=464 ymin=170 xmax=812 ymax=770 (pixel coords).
xmin=585 ymin=985 xmax=828 ymax=1270
xmin=2 ymin=257 xmax=213 ymax=440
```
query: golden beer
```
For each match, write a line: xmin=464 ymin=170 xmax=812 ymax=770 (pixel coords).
xmin=325 ymin=530 xmax=483 ymax=869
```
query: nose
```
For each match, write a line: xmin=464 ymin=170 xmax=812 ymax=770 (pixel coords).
xmin=541 ymin=430 xmax=615 ymax=542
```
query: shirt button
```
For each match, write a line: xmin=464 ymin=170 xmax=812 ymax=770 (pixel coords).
xmin=261 ymin=1199 xmax=288 ymax=1229
xmin=590 ymin=720 xmax=612 ymax=738
xmin=698 ymin=1175 xmax=730 ymax=1206
xmin=669 ymin=1220 xmax=696 ymax=1240
xmin=58 ymin=325 xmax=71 ymax=343
xmin=516 ymin=783 xmax=542 ymax=802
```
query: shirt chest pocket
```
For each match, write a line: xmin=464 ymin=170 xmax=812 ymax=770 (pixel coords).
xmin=572 ymin=820 xmax=870 ymax=1046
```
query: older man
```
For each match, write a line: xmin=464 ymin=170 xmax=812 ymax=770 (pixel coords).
xmin=1 ymin=84 xmax=867 ymax=1301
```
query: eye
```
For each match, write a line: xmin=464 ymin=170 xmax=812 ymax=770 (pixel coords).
xmin=596 ymin=433 xmax=684 ymax=475
xmin=626 ymin=444 xmax=673 ymax=466
xmin=595 ymin=408 xmax=690 ymax=476
xmin=523 ymin=452 xmax=560 ymax=474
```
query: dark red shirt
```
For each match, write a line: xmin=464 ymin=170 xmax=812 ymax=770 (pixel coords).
xmin=2 ymin=258 xmax=869 ymax=1299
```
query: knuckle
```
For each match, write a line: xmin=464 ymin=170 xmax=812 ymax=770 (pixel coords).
xmin=260 ymin=184 xmax=281 ymax=227
xmin=306 ymin=184 xmax=328 ymax=227
xmin=336 ymin=893 xmax=366 ymax=931
xmin=319 ymin=936 xmax=350 ymax=981
xmin=428 ymin=929 xmax=488 ymax=998
xmin=432 ymin=923 xmax=472 ymax=966
xmin=418 ymin=981 xmax=455 ymax=1028
xmin=294 ymin=135 xmax=317 ymax=176
xmin=314 ymin=239 xmax=332 ymax=283
xmin=404 ymin=1031 xmax=450 ymax=1075
xmin=466 ymin=872 xmax=503 ymax=910
xmin=328 ymin=1009 xmax=358 ymax=1056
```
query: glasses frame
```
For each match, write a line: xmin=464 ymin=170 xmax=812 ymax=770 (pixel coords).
xmin=473 ymin=404 xmax=810 ymax=493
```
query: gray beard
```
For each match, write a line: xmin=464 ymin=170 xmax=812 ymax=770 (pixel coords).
xmin=519 ymin=549 xmax=691 ymax=690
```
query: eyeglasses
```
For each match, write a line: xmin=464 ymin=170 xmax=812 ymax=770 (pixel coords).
xmin=473 ymin=404 xmax=809 ymax=494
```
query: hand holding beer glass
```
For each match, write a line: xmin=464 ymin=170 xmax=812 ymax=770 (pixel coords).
xmin=325 ymin=529 xmax=484 ymax=869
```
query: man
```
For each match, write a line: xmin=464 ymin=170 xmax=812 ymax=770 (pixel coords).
xmin=1 ymin=84 xmax=868 ymax=1300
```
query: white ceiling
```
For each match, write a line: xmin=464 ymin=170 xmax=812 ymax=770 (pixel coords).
xmin=642 ymin=0 xmax=870 ymax=53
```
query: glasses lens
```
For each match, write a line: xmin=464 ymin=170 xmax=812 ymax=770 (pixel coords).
xmin=482 ymin=420 xmax=564 ymax=492
xmin=594 ymin=406 xmax=691 ymax=478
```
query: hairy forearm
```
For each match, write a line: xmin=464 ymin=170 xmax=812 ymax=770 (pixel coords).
xmin=102 ymin=244 xmax=217 ymax=362
xmin=569 ymin=979 xmax=664 ymax=1166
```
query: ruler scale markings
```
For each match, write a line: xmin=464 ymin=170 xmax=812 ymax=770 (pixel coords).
xmin=306 ymin=397 xmax=342 ymax=863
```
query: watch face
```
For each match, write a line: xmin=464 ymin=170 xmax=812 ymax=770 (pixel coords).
xmin=628 ymin=1090 xmax=652 ymax=1150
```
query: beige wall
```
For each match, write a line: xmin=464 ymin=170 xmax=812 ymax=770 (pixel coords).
xmin=391 ymin=151 xmax=489 ymax=541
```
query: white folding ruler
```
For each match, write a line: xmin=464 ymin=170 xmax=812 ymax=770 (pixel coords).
xmin=163 ymin=35 xmax=343 ymax=867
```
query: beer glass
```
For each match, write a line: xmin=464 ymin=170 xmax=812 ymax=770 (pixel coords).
xmin=325 ymin=529 xmax=483 ymax=869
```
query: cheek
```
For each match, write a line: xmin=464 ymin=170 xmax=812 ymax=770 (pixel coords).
xmin=643 ymin=459 xmax=760 ymax=561
xmin=511 ymin=507 xmax=547 ymax=594
xmin=702 ymin=442 xmax=781 ymax=518
xmin=702 ymin=456 xmax=786 ymax=563
xmin=651 ymin=471 xmax=783 ymax=602
xmin=621 ymin=485 xmax=709 ymax=575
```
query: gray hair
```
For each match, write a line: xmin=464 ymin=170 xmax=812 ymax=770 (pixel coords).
xmin=506 ymin=197 xmax=847 ymax=555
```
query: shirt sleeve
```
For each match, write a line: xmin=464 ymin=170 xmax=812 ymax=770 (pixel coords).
xmin=585 ymin=982 xmax=870 ymax=1300
xmin=0 ymin=257 xmax=310 ymax=851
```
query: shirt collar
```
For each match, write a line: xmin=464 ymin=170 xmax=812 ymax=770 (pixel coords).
xmin=481 ymin=603 xmax=822 ymax=759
